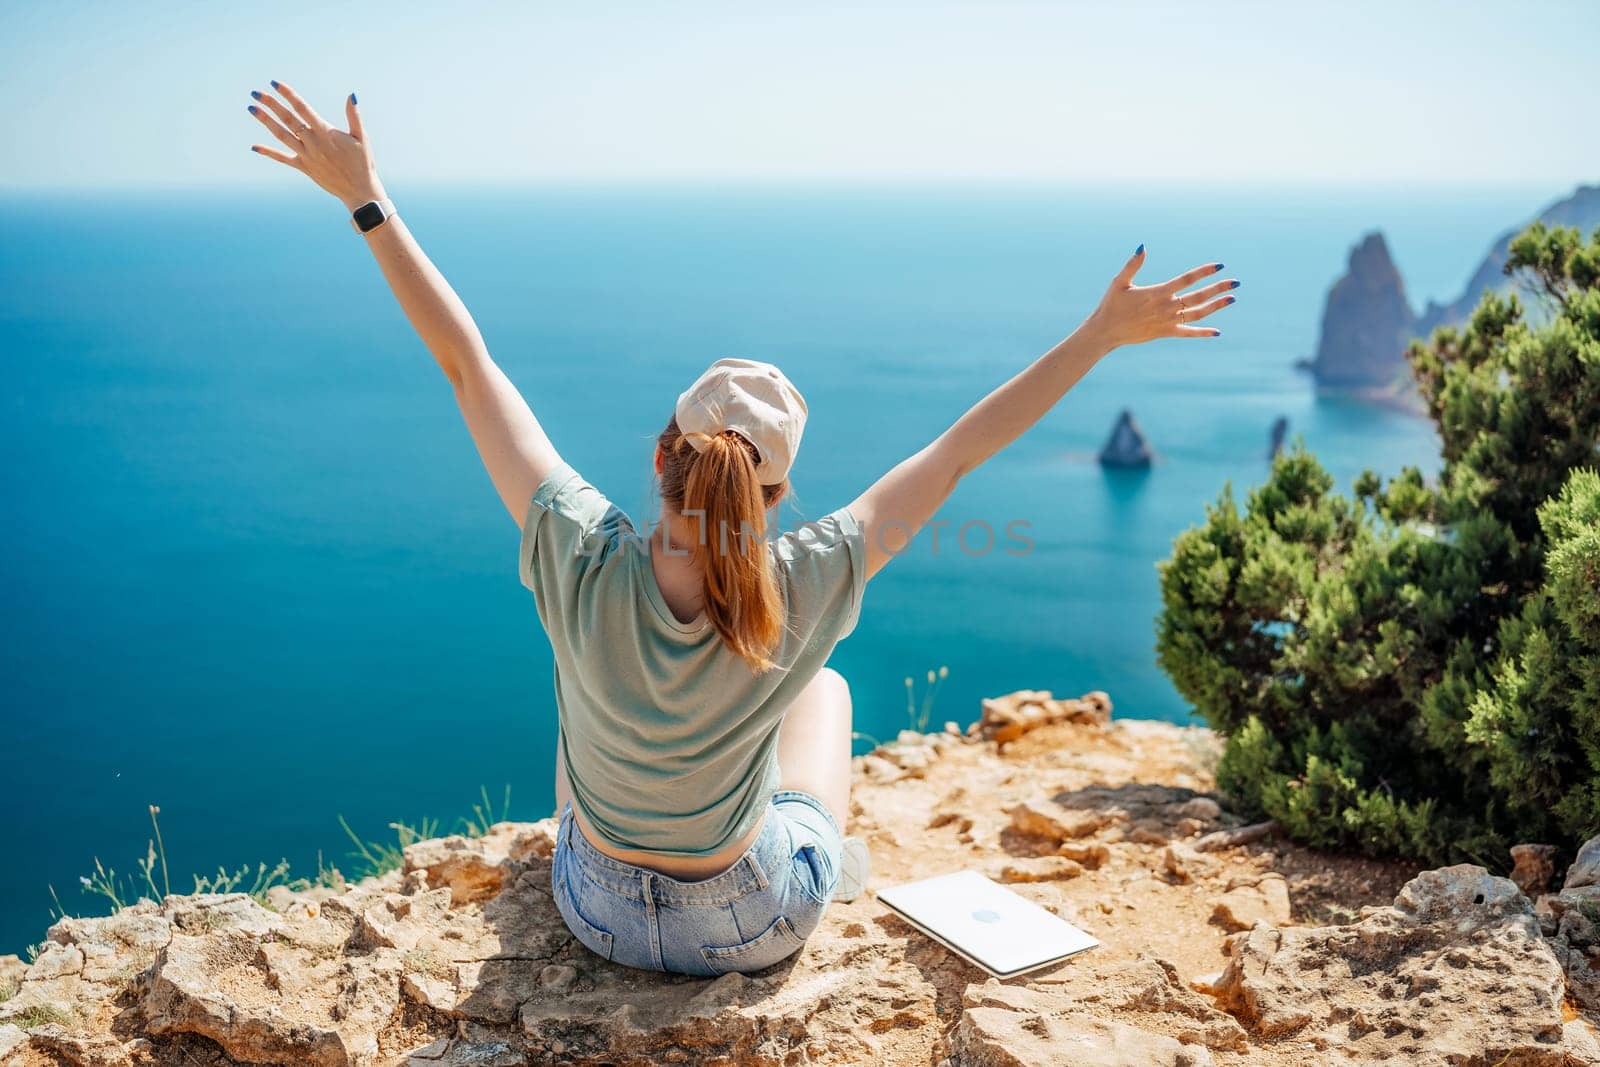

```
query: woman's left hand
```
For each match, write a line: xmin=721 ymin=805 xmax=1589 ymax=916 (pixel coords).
xmin=246 ymin=80 xmax=388 ymax=210
xmin=1086 ymin=246 xmax=1239 ymax=348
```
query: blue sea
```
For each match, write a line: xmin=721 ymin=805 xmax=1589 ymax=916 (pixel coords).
xmin=0 ymin=183 xmax=1548 ymax=954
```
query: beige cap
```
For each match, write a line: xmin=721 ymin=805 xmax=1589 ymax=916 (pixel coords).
xmin=675 ymin=358 xmax=808 ymax=485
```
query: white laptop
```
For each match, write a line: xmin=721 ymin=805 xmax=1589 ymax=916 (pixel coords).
xmin=876 ymin=870 xmax=1099 ymax=979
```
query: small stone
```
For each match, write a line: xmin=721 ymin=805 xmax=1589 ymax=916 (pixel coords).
xmin=1000 ymin=857 xmax=1083 ymax=883
xmin=1056 ymin=841 xmax=1111 ymax=869
xmin=857 ymin=754 xmax=903 ymax=783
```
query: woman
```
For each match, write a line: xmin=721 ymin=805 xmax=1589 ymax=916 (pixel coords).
xmin=245 ymin=82 xmax=1237 ymax=977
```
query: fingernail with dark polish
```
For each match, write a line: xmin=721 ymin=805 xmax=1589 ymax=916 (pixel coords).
xmin=270 ymin=79 xmax=280 ymax=88
xmin=1226 ymin=296 xmax=1236 ymax=305
xmin=1230 ymin=280 xmax=1240 ymax=289
xmin=1135 ymin=243 xmax=1144 ymax=255
xmin=250 ymin=90 xmax=261 ymax=100
xmin=1214 ymin=262 xmax=1225 ymax=271
xmin=350 ymin=92 xmax=358 ymax=104
xmin=247 ymin=105 xmax=258 ymax=114
xmin=250 ymin=146 xmax=259 ymax=152
xmin=1212 ymin=329 xmax=1223 ymax=336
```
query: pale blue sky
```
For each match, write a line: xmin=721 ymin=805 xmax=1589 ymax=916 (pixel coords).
xmin=1 ymin=0 xmax=1596 ymax=189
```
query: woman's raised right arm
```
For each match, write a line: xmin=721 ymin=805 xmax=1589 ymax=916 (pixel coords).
xmin=246 ymin=80 xmax=559 ymax=525
xmin=846 ymin=246 xmax=1238 ymax=578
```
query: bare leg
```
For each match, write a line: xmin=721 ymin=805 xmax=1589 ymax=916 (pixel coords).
xmin=775 ymin=667 xmax=854 ymax=832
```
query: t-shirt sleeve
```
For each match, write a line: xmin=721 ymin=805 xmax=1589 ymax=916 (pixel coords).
xmin=518 ymin=462 xmax=633 ymax=619
xmin=772 ymin=506 xmax=869 ymax=641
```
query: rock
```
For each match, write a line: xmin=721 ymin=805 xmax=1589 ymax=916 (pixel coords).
xmin=1566 ymin=1018 xmax=1600 ymax=1067
xmin=999 ymin=857 xmax=1083 ymax=883
xmin=1108 ymin=957 xmax=1247 ymax=1052
xmin=401 ymin=1038 xmax=525 ymax=1066
xmin=1162 ymin=843 xmax=1216 ymax=884
xmin=1056 ymin=841 xmax=1111 ymax=869
xmin=972 ymin=689 xmax=1112 ymax=745
xmin=1209 ymin=874 xmax=1291 ymax=932
xmin=1192 ymin=820 xmax=1277 ymax=853
xmin=47 ymin=908 xmax=172 ymax=984
xmin=1567 ymin=832 xmax=1600 ymax=889
xmin=0 ymin=1024 xmax=25 ymax=1059
xmin=1212 ymin=865 xmax=1566 ymax=1062
xmin=0 ymin=954 xmax=23 ymax=993
xmin=877 ymin=740 xmax=933 ymax=777
xmin=164 ymin=892 xmax=286 ymax=938
xmin=141 ymin=922 xmax=403 ymax=1066
xmin=954 ymin=982 xmax=1213 ymax=1066
xmin=24 ymin=943 xmax=84 ymax=981
xmin=1097 ymin=410 xmax=1155 ymax=469
xmin=1267 ymin=415 xmax=1288 ymax=459
xmin=11 ymin=696 xmax=1589 ymax=1067
xmin=23 ymin=1026 xmax=138 ymax=1065
xmin=403 ymin=835 xmax=512 ymax=905
xmin=855 ymin=753 xmax=904 ymax=783
xmin=1544 ymin=885 xmax=1600 ymax=1011
xmin=1510 ymin=843 xmax=1559 ymax=897
xmin=1009 ymin=798 xmax=1112 ymax=842
xmin=1309 ymin=231 xmax=1417 ymax=391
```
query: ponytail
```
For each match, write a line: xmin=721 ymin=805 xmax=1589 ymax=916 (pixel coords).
xmin=657 ymin=418 xmax=786 ymax=672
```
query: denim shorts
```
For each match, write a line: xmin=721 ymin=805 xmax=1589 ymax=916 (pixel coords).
xmin=551 ymin=789 xmax=842 ymax=977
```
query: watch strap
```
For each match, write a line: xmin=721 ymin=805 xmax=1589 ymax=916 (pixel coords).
xmin=351 ymin=198 xmax=396 ymax=234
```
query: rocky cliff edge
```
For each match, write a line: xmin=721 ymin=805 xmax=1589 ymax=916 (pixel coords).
xmin=3 ymin=692 xmax=1598 ymax=1066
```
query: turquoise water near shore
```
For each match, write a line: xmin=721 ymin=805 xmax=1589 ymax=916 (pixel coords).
xmin=0 ymin=184 xmax=1547 ymax=953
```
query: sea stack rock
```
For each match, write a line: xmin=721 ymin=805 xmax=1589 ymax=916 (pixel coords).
xmin=1310 ymin=231 xmax=1417 ymax=390
xmin=1268 ymin=416 xmax=1289 ymax=459
xmin=1098 ymin=409 xmax=1154 ymax=469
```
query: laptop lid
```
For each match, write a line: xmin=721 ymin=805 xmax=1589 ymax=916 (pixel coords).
xmin=876 ymin=870 xmax=1100 ymax=979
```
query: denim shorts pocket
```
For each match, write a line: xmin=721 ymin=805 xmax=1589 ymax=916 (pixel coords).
xmin=553 ymin=858 xmax=615 ymax=962
xmin=792 ymin=843 xmax=835 ymax=908
xmin=700 ymin=914 xmax=806 ymax=975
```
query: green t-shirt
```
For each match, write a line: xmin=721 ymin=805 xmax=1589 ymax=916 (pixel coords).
xmin=519 ymin=462 xmax=867 ymax=855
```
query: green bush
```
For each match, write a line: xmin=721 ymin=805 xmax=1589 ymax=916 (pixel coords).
xmin=1156 ymin=222 xmax=1600 ymax=866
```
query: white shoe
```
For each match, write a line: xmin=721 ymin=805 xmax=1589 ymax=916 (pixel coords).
xmin=833 ymin=836 xmax=870 ymax=902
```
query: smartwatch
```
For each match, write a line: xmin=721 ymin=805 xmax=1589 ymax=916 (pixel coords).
xmin=351 ymin=198 xmax=396 ymax=234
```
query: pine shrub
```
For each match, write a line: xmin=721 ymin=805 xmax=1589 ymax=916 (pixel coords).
xmin=1156 ymin=223 xmax=1600 ymax=866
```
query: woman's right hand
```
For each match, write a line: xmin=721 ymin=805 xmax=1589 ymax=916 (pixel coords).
xmin=247 ymin=80 xmax=388 ymax=210
xmin=1085 ymin=245 xmax=1239 ymax=348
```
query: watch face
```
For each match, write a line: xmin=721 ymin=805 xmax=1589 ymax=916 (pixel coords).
xmin=353 ymin=201 xmax=387 ymax=231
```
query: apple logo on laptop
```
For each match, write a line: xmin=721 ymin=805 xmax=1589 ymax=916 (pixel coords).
xmin=971 ymin=908 xmax=1002 ymax=924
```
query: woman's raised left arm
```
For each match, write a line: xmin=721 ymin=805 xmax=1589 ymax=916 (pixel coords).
xmin=247 ymin=80 xmax=559 ymax=524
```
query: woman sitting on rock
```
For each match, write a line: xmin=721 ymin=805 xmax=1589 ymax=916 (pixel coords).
xmin=245 ymin=82 xmax=1236 ymax=976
